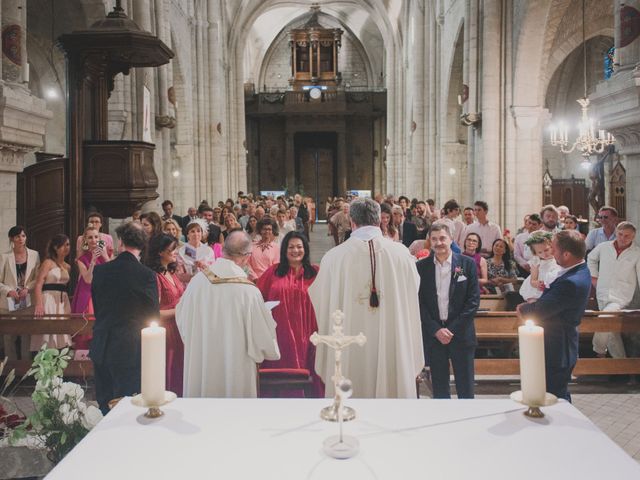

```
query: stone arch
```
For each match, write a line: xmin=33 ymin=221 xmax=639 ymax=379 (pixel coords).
xmin=544 ymin=34 xmax=614 ymax=179
xmin=257 ymin=12 xmax=376 ymax=91
xmin=227 ymin=0 xmax=404 ymax=196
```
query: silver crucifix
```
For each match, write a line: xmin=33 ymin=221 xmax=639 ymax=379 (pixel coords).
xmin=310 ymin=310 xmax=366 ymax=422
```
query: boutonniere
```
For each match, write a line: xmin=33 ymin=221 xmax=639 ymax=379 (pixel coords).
xmin=454 ymin=266 xmax=468 ymax=282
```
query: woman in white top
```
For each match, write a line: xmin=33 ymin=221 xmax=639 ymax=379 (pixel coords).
xmin=0 ymin=226 xmax=41 ymax=359
xmin=176 ymin=219 xmax=216 ymax=284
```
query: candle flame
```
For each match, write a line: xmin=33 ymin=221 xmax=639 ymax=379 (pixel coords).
xmin=525 ymin=319 xmax=535 ymax=327
xmin=150 ymin=321 xmax=159 ymax=328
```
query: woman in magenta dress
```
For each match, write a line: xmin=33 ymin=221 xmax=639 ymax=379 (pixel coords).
xmin=71 ymin=226 xmax=110 ymax=351
xmin=145 ymin=234 xmax=185 ymax=396
xmin=257 ymin=231 xmax=324 ymax=397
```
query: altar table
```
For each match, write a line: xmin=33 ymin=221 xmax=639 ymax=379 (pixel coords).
xmin=46 ymin=398 xmax=640 ymax=479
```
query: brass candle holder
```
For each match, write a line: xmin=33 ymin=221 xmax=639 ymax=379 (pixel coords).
xmin=510 ymin=390 xmax=557 ymax=419
xmin=131 ymin=391 xmax=177 ymax=419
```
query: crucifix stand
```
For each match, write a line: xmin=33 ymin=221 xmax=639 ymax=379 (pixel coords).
xmin=310 ymin=310 xmax=366 ymax=422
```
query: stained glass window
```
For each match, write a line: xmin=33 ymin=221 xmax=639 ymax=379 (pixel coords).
xmin=604 ymin=46 xmax=615 ymax=80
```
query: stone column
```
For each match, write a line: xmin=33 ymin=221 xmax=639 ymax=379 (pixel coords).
xmin=0 ymin=0 xmax=51 ymax=248
xmin=478 ymin=0 xmax=502 ymax=216
xmin=590 ymin=0 xmax=640 ymax=227
xmin=155 ymin=0 xmax=173 ymax=205
xmin=509 ymin=106 xmax=548 ymax=227
xmin=410 ymin=1 xmax=426 ymax=199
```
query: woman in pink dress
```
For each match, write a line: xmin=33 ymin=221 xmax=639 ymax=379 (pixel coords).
xmin=144 ymin=234 xmax=185 ymax=396
xmin=257 ymin=231 xmax=323 ymax=397
xmin=71 ymin=226 xmax=110 ymax=351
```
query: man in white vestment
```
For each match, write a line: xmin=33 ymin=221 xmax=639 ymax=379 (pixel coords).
xmin=309 ymin=198 xmax=424 ymax=398
xmin=177 ymin=231 xmax=280 ymax=397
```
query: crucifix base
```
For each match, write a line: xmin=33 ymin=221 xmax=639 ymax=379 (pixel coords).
xmin=320 ymin=402 xmax=356 ymax=422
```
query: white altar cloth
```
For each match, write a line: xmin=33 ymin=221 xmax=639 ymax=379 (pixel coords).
xmin=46 ymin=398 xmax=640 ymax=479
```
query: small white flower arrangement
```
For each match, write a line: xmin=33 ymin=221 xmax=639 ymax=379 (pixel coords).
xmin=7 ymin=346 xmax=103 ymax=464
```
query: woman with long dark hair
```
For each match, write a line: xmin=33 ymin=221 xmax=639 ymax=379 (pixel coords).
xmin=144 ymin=234 xmax=185 ymax=396
xmin=256 ymin=231 xmax=323 ymax=397
xmin=31 ymin=234 xmax=72 ymax=351
xmin=486 ymin=238 xmax=518 ymax=294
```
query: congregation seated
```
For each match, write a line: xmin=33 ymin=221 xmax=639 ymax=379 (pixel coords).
xmin=462 ymin=233 xmax=489 ymax=292
xmin=485 ymin=239 xmax=518 ymax=294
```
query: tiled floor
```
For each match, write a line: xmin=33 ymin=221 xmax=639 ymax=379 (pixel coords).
xmin=573 ymin=393 xmax=640 ymax=460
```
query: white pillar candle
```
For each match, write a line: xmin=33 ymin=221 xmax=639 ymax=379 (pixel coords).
xmin=141 ymin=321 xmax=166 ymax=406
xmin=518 ymin=320 xmax=546 ymax=406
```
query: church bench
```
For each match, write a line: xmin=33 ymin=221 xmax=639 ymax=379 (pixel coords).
xmin=0 ymin=313 xmax=95 ymax=377
xmin=479 ymin=294 xmax=506 ymax=311
xmin=3 ymin=312 xmax=640 ymax=379
xmin=474 ymin=311 xmax=640 ymax=375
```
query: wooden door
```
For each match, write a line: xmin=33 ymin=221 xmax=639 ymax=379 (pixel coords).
xmin=17 ymin=158 xmax=69 ymax=259
xmin=298 ymin=147 xmax=334 ymax=220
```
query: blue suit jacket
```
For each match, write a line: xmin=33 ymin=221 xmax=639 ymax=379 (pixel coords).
xmin=417 ymin=253 xmax=480 ymax=347
xmin=518 ymin=262 xmax=591 ymax=369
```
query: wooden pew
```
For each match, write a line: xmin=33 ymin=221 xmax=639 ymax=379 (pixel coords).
xmin=479 ymin=294 xmax=506 ymax=312
xmin=474 ymin=311 xmax=640 ymax=375
xmin=2 ymin=311 xmax=640 ymax=379
xmin=0 ymin=313 xmax=95 ymax=377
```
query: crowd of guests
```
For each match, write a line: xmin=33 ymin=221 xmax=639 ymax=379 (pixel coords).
xmin=1 ymin=190 xmax=638 ymax=412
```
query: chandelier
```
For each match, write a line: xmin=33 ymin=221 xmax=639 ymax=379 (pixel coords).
xmin=549 ymin=0 xmax=615 ymax=159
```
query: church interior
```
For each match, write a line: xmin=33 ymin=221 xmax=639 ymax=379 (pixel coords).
xmin=1 ymin=0 xmax=640 ymax=477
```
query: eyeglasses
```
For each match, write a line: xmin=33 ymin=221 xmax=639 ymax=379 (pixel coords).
xmin=598 ymin=215 xmax=609 ymax=219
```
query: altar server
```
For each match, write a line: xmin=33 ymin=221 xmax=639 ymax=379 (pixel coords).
xmin=177 ymin=231 xmax=280 ymax=398
xmin=309 ymin=198 xmax=424 ymax=398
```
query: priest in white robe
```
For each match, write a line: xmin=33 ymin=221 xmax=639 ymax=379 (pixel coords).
xmin=309 ymin=198 xmax=424 ymax=398
xmin=177 ymin=231 xmax=280 ymax=398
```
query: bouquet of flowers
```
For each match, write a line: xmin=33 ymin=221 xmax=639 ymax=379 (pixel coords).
xmin=9 ymin=346 xmax=102 ymax=464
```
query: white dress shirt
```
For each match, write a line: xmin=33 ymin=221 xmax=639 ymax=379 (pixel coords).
xmin=434 ymin=253 xmax=452 ymax=321
xmin=514 ymin=231 xmax=534 ymax=268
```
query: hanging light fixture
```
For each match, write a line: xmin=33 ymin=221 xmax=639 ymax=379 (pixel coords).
xmin=549 ymin=0 xmax=615 ymax=158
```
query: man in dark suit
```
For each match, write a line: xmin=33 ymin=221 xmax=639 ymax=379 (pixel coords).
xmin=91 ymin=222 xmax=160 ymax=414
xmin=392 ymin=205 xmax=418 ymax=248
xmin=161 ymin=200 xmax=185 ymax=227
xmin=417 ymin=224 xmax=480 ymax=398
xmin=182 ymin=206 xmax=198 ymax=236
xmin=517 ymin=230 xmax=591 ymax=402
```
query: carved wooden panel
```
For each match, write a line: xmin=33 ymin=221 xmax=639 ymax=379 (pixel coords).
xmin=609 ymin=160 xmax=626 ymax=220
xmin=17 ymin=158 xmax=68 ymax=258
xmin=83 ymin=141 xmax=158 ymax=218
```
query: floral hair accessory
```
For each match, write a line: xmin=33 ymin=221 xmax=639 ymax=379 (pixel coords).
xmin=524 ymin=231 xmax=553 ymax=247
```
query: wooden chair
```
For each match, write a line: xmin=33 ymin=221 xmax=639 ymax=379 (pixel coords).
xmin=258 ymin=368 xmax=315 ymax=398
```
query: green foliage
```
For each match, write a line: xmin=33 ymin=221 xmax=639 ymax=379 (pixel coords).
xmin=7 ymin=345 xmax=102 ymax=464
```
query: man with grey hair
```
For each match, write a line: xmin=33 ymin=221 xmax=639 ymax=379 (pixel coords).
xmin=587 ymin=221 xmax=640 ymax=359
xmin=309 ymin=197 xmax=424 ymax=398
xmin=177 ymin=230 xmax=280 ymax=397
